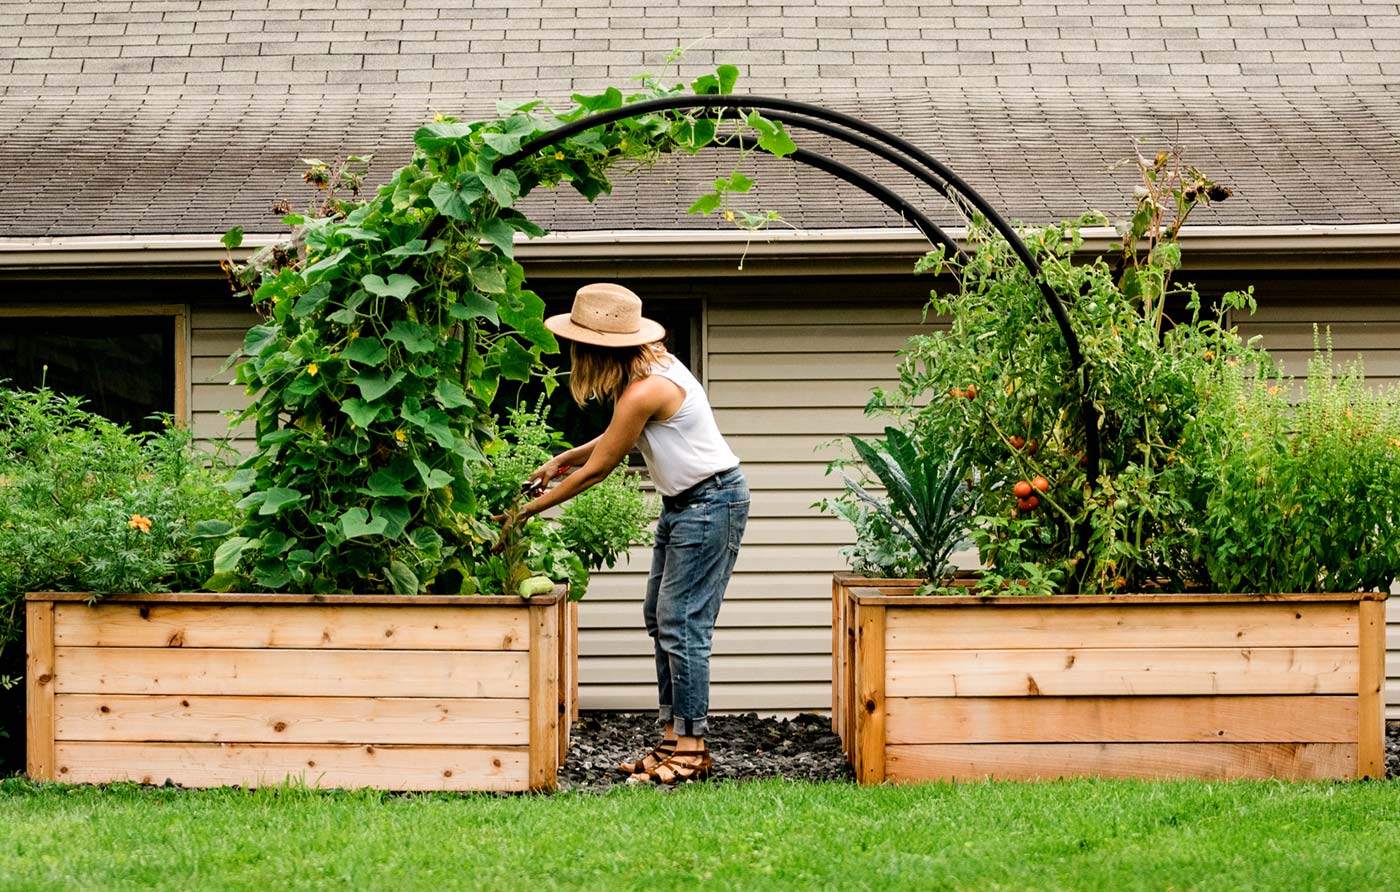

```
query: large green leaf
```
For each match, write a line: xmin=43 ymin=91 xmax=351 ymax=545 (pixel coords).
xmin=494 ymin=336 xmax=535 ymax=382
xmin=717 ymin=64 xmax=740 ymax=94
xmin=213 ymin=536 xmax=255 ymax=574
xmin=361 ymin=273 xmax=418 ymax=300
xmin=292 ymin=283 xmax=332 ymax=318
xmin=341 ymin=337 xmax=388 ymax=365
xmin=747 ymin=111 xmax=797 ymax=158
xmin=497 ymin=290 xmax=557 ymax=351
xmin=376 ymin=501 xmax=412 ymax=538
xmin=429 ymin=173 xmax=485 ymax=221
xmin=433 ymin=378 xmax=471 ymax=409
xmin=687 ymin=192 xmax=722 ymax=216
xmin=354 ymin=369 xmax=406 ymax=402
xmin=469 ymin=262 xmax=507 ymax=294
xmin=413 ymin=458 xmax=455 ymax=491
xmin=361 ymin=468 xmax=410 ymax=498
xmin=448 ymin=293 xmax=499 ymax=324
xmin=478 ymin=168 xmax=521 ymax=208
xmin=339 ymin=507 xmax=388 ymax=539
xmin=257 ymin=487 xmax=305 ymax=516
xmin=301 ymin=248 xmax=351 ymax=284
xmin=383 ymin=238 xmax=445 ymax=260
xmin=413 ymin=122 xmax=474 ymax=152
xmin=386 ymin=561 xmax=420 ymax=595
xmin=385 ymin=320 xmax=436 ymax=355
xmin=572 ymin=87 xmax=622 ymax=111
xmin=402 ymin=404 xmax=456 ymax=449
xmin=242 ymin=324 xmax=279 ymax=357
xmin=474 ymin=218 xmax=517 ymax=259
xmin=340 ymin=397 xmax=383 ymax=428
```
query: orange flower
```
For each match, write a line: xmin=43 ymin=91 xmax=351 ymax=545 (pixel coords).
xmin=127 ymin=514 xmax=152 ymax=533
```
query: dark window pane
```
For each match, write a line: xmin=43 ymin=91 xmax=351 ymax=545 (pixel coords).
xmin=494 ymin=300 xmax=697 ymax=451
xmin=0 ymin=316 xmax=175 ymax=434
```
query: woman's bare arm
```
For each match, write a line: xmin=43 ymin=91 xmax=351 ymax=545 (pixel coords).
xmin=510 ymin=375 xmax=680 ymax=522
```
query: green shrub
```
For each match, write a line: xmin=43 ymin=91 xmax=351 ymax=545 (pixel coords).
xmin=0 ymin=388 xmax=237 ymax=681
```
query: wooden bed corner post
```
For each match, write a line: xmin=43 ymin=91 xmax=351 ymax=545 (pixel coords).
xmin=528 ymin=595 xmax=561 ymax=792
xmin=854 ymin=599 xmax=887 ymax=785
xmin=1357 ymin=596 xmax=1386 ymax=779
xmin=831 ymin=575 xmax=843 ymax=734
xmin=25 ymin=597 xmax=57 ymax=782
xmin=570 ymin=600 xmax=579 ymax=722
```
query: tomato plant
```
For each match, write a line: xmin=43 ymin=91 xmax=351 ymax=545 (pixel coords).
xmin=840 ymin=148 xmax=1400 ymax=595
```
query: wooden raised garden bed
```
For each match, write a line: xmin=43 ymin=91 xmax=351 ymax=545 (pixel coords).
xmin=839 ymin=582 xmax=1388 ymax=782
xmin=26 ymin=588 xmax=577 ymax=792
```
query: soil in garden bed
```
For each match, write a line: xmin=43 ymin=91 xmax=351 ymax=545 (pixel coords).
xmin=559 ymin=712 xmax=851 ymax=791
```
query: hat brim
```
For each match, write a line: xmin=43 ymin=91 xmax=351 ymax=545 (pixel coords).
xmin=544 ymin=313 xmax=666 ymax=348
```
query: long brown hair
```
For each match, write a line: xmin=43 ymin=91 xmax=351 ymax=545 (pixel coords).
xmin=568 ymin=341 xmax=670 ymax=406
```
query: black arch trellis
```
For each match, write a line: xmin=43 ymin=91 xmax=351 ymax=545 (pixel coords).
xmin=426 ymin=94 xmax=1102 ymax=491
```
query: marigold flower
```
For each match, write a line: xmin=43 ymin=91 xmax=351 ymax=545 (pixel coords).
xmin=307 ymin=363 xmax=319 ymax=377
xmin=127 ymin=514 xmax=152 ymax=533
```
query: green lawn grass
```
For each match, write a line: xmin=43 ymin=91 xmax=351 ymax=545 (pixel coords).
xmin=3 ymin=776 xmax=1398 ymax=892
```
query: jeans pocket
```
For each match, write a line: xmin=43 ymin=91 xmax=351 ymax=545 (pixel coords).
xmin=726 ymin=499 xmax=750 ymax=554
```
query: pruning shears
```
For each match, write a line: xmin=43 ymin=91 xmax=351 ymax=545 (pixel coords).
xmin=520 ymin=465 xmax=571 ymax=499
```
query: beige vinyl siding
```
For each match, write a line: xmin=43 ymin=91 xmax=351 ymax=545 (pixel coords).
xmin=1231 ymin=275 xmax=1400 ymax=719
xmin=190 ymin=301 xmax=256 ymax=448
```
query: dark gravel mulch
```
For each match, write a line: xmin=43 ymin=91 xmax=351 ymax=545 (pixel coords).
xmin=1387 ymin=721 xmax=1399 ymax=779
xmin=559 ymin=715 xmax=1400 ymax=791
xmin=559 ymin=711 xmax=850 ymax=791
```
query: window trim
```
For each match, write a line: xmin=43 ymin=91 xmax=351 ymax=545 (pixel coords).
xmin=0 ymin=303 xmax=190 ymax=424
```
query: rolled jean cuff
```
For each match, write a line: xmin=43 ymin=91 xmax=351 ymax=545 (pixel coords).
xmin=657 ymin=705 xmax=673 ymax=725
xmin=674 ymin=714 xmax=708 ymax=738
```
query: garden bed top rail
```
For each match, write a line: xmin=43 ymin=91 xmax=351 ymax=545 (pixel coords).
xmin=25 ymin=590 xmax=566 ymax=607
xmin=856 ymin=589 xmax=1387 ymax=607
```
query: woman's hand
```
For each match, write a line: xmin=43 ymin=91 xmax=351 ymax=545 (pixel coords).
xmin=490 ymin=507 xmax=524 ymax=553
xmin=528 ymin=457 xmax=570 ymax=489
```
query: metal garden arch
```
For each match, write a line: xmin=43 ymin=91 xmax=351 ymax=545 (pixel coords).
xmin=427 ymin=94 xmax=1103 ymax=487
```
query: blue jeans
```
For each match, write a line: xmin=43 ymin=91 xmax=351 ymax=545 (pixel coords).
xmin=643 ymin=466 xmax=749 ymax=738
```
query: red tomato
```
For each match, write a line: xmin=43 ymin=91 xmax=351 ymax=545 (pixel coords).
xmin=1031 ymin=476 xmax=1049 ymax=493
xmin=1013 ymin=480 xmax=1032 ymax=498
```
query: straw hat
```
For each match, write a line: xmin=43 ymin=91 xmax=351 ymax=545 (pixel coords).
xmin=544 ymin=283 xmax=666 ymax=348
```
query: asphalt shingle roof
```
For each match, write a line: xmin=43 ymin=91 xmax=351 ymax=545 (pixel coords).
xmin=3 ymin=0 xmax=1398 ymax=96
xmin=2 ymin=1 xmax=1397 ymax=237
xmin=3 ymin=87 xmax=1398 ymax=238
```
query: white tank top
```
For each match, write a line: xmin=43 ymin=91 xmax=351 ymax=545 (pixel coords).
xmin=634 ymin=357 xmax=741 ymax=497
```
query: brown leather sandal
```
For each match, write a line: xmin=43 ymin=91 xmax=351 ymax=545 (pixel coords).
xmin=631 ymin=748 xmax=713 ymax=784
xmin=617 ymin=740 xmax=676 ymax=776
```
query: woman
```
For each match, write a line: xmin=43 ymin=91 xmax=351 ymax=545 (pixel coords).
xmin=501 ymin=282 xmax=748 ymax=783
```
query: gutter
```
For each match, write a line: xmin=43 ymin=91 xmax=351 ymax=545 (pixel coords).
xmin=2 ymin=224 xmax=1399 ymax=274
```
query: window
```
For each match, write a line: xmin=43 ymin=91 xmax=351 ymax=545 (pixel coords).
xmin=0 ymin=306 xmax=186 ymax=434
